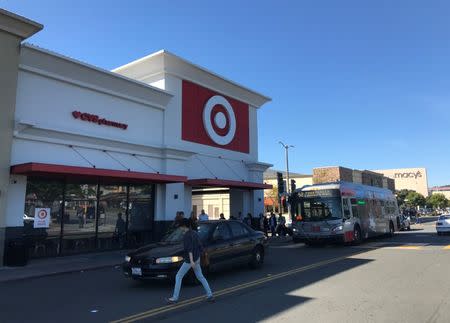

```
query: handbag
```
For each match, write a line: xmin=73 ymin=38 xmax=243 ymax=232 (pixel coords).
xmin=192 ymin=231 xmax=209 ymax=267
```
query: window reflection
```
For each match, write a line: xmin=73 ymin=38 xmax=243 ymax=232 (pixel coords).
xmin=128 ymin=185 xmax=154 ymax=248
xmin=98 ymin=185 xmax=128 ymax=250
xmin=62 ymin=184 xmax=98 ymax=254
xmin=24 ymin=179 xmax=155 ymax=258
xmin=24 ymin=179 xmax=64 ymax=258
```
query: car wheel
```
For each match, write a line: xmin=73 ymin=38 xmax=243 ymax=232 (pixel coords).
xmin=249 ymin=246 xmax=264 ymax=269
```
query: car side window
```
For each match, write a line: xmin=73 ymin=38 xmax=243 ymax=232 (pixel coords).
xmin=229 ymin=222 xmax=248 ymax=238
xmin=213 ymin=223 xmax=231 ymax=240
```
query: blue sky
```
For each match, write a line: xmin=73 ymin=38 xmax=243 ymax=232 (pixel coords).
xmin=3 ymin=0 xmax=449 ymax=186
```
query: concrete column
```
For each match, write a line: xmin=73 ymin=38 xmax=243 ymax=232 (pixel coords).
xmin=0 ymin=9 xmax=42 ymax=265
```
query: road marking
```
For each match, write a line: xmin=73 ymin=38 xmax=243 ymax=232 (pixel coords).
xmin=391 ymin=245 xmax=423 ymax=250
xmin=110 ymin=253 xmax=357 ymax=323
xmin=443 ymin=245 xmax=450 ymax=250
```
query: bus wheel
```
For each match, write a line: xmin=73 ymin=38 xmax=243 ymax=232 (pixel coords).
xmin=353 ymin=226 xmax=362 ymax=245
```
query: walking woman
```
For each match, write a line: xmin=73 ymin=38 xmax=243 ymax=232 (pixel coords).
xmin=167 ymin=219 xmax=214 ymax=303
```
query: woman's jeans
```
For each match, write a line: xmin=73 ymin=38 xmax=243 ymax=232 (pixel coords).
xmin=171 ymin=259 xmax=212 ymax=300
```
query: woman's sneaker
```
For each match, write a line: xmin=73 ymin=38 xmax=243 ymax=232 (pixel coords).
xmin=165 ymin=297 xmax=178 ymax=304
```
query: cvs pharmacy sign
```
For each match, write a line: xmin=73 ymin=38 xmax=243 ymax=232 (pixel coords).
xmin=182 ymin=80 xmax=249 ymax=153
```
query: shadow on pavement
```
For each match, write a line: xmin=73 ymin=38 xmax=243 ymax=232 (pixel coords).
xmin=151 ymin=256 xmax=374 ymax=323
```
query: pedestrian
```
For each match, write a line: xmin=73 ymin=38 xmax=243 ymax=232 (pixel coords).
xmin=229 ymin=214 xmax=237 ymax=220
xmin=114 ymin=212 xmax=126 ymax=248
xmin=259 ymin=213 xmax=267 ymax=235
xmin=269 ymin=212 xmax=277 ymax=236
xmin=199 ymin=209 xmax=209 ymax=221
xmin=219 ymin=213 xmax=226 ymax=220
xmin=167 ymin=219 xmax=214 ymax=304
xmin=244 ymin=213 xmax=253 ymax=227
xmin=168 ymin=211 xmax=184 ymax=233
xmin=189 ymin=211 xmax=198 ymax=231
xmin=277 ymin=213 xmax=287 ymax=236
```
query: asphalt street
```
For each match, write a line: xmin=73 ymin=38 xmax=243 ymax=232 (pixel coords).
xmin=1 ymin=221 xmax=450 ymax=323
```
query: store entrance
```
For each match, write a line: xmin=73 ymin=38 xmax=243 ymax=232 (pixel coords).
xmin=191 ymin=188 xmax=230 ymax=220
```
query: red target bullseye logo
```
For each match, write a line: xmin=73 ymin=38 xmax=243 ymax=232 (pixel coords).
xmin=202 ymin=95 xmax=236 ymax=146
xmin=38 ymin=209 xmax=47 ymax=219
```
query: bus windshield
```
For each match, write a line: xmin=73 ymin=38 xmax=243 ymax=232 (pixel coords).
xmin=300 ymin=197 xmax=343 ymax=221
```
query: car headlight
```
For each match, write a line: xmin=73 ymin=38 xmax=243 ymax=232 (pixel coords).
xmin=155 ymin=256 xmax=184 ymax=264
xmin=332 ymin=225 xmax=343 ymax=232
xmin=125 ymin=256 xmax=131 ymax=262
xmin=293 ymin=228 xmax=298 ymax=232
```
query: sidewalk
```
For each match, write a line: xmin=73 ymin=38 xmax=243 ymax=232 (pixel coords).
xmin=0 ymin=249 xmax=129 ymax=283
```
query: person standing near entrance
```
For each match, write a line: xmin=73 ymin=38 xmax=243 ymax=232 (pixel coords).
xmin=269 ymin=212 xmax=277 ymax=236
xmin=167 ymin=219 xmax=214 ymax=303
xmin=199 ymin=209 xmax=209 ymax=221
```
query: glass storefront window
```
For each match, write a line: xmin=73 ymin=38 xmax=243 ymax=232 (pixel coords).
xmin=24 ymin=179 xmax=64 ymax=258
xmin=97 ymin=185 xmax=128 ymax=250
xmin=62 ymin=183 xmax=98 ymax=255
xmin=23 ymin=179 xmax=155 ymax=258
xmin=128 ymin=185 xmax=154 ymax=247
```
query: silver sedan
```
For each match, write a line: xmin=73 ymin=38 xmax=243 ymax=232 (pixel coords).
xmin=436 ymin=215 xmax=450 ymax=235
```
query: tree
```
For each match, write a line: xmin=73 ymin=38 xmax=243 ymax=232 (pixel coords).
xmin=426 ymin=193 xmax=449 ymax=210
xmin=265 ymin=185 xmax=279 ymax=212
xmin=405 ymin=191 xmax=426 ymax=208
xmin=396 ymin=189 xmax=416 ymax=208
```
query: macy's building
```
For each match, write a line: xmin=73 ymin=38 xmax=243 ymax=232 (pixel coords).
xmin=0 ymin=10 xmax=271 ymax=265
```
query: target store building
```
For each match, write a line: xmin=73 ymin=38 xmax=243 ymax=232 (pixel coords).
xmin=0 ymin=10 xmax=272 ymax=264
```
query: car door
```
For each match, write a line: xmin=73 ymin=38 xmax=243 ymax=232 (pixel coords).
xmin=228 ymin=221 xmax=254 ymax=263
xmin=207 ymin=222 xmax=234 ymax=270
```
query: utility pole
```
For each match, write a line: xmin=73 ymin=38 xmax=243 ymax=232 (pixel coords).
xmin=279 ymin=141 xmax=294 ymax=214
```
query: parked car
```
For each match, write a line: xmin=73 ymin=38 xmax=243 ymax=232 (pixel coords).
xmin=399 ymin=215 xmax=411 ymax=231
xmin=436 ymin=215 xmax=450 ymax=235
xmin=122 ymin=220 xmax=267 ymax=281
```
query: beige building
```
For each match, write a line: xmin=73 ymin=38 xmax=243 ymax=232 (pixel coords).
xmin=372 ymin=168 xmax=429 ymax=197
xmin=0 ymin=10 xmax=42 ymax=265
xmin=430 ymin=186 xmax=450 ymax=200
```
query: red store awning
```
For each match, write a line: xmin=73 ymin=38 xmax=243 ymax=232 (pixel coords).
xmin=187 ymin=178 xmax=272 ymax=190
xmin=10 ymin=163 xmax=187 ymax=184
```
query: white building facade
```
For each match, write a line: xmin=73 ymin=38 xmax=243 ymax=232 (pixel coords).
xmin=1 ymin=10 xmax=271 ymax=264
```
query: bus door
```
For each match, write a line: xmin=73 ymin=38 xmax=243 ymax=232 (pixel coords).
xmin=342 ymin=198 xmax=354 ymax=242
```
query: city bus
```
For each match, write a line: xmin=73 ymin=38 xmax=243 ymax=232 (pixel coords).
xmin=290 ymin=182 xmax=400 ymax=245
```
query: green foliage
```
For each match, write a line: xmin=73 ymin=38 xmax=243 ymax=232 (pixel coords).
xmin=396 ymin=189 xmax=426 ymax=208
xmin=426 ymin=193 xmax=449 ymax=209
xmin=27 ymin=180 xmax=63 ymax=202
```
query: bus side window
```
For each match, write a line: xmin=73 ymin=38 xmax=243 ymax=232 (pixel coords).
xmin=342 ymin=198 xmax=351 ymax=219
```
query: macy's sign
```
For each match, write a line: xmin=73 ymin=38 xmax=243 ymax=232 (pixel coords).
xmin=394 ymin=171 xmax=422 ymax=179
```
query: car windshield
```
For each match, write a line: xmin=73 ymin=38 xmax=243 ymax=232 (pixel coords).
xmin=161 ymin=223 xmax=214 ymax=243
xmin=300 ymin=197 xmax=343 ymax=222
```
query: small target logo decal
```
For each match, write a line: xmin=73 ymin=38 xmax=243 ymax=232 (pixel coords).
xmin=202 ymin=95 xmax=236 ymax=146
xmin=38 ymin=209 xmax=48 ymax=219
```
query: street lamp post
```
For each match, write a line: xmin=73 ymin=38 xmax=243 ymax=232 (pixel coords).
xmin=279 ymin=141 xmax=294 ymax=214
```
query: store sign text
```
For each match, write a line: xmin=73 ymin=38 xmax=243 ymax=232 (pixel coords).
xmin=394 ymin=171 xmax=422 ymax=179
xmin=72 ymin=111 xmax=128 ymax=130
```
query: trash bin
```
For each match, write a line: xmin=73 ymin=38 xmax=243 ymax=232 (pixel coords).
xmin=4 ymin=239 xmax=29 ymax=266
